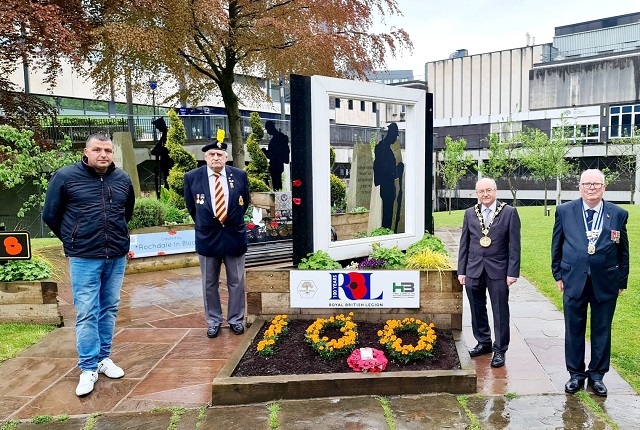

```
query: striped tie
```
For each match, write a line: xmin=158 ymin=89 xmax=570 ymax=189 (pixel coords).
xmin=213 ymin=171 xmax=227 ymax=224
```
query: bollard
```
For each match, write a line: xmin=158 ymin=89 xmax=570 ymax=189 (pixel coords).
xmin=545 ymin=208 xmax=551 ymax=216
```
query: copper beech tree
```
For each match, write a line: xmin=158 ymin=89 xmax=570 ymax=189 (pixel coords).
xmin=90 ymin=0 xmax=412 ymax=167
xmin=0 ymin=0 xmax=90 ymax=135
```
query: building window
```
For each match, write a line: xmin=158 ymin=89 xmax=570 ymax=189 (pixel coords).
xmin=348 ymin=100 xmax=353 ymax=110
xmin=372 ymin=102 xmax=377 ymax=113
xmin=610 ymin=104 xmax=640 ymax=138
xmin=360 ymin=100 xmax=365 ymax=111
xmin=552 ymin=124 xmax=600 ymax=144
xmin=335 ymin=98 xmax=341 ymax=108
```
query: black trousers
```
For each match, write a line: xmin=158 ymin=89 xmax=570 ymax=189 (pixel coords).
xmin=563 ymin=276 xmax=617 ymax=381
xmin=465 ymin=270 xmax=510 ymax=353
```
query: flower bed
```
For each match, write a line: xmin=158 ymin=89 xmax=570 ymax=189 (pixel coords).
xmin=211 ymin=317 xmax=476 ymax=405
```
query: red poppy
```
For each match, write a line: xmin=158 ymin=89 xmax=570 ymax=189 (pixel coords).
xmin=127 ymin=251 xmax=135 ymax=259
xmin=247 ymin=223 xmax=256 ymax=229
xmin=157 ymin=252 xmax=166 ymax=256
xmin=271 ymin=221 xmax=278 ymax=227
xmin=168 ymin=231 xmax=177 ymax=235
xmin=293 ymin=198 xmax=301 ymax=205
xmin=292 ymin=179 xmax=302 ymax=187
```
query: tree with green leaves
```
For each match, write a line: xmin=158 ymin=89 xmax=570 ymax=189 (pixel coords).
xmin=439 ymin=136 xmax=475 ymax=214
xmin=166 ymin=109 xmax=197 ymax=209
xmin=0 ymin=125 xmax=81 ymax=219
xmin=245 ymin=112 xmax=270 ymax=192
xmin=520 ymin=118 xmax=575 ymax=214
xmin=87 ymin=0 xmax=412 ymax=168
xmin=479 ymin=119 xmax=524 ymax=206
xmin=607 ymin=126 xmax=640 ymax=204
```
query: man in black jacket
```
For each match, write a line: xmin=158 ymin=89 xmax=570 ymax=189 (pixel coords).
xmin=43 ymin=133 xmax=135 ymax=397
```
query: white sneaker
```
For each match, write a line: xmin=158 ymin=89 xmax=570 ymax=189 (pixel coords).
xmin=97 ymin=358 xmax=125 ymax=379
xmin=76 ymin=371 xmax=98 ymax=396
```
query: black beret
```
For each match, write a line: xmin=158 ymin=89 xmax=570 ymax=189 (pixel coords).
xmin=202 ymin=141 xmax=227 ymax=152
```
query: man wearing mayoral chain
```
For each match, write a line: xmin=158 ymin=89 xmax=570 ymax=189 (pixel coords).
xmin=458 ymin=178 xmax=521 ymax=368
xmin=552 ymin=169 xmax=629 ymax=397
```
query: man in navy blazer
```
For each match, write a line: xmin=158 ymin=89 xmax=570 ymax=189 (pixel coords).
xmin=552 ymin=169 xmax=629 ymax=396
xmin=184 ymin=140 xmax=250 ymax=338
xmin=458 ymin=178 xmax=521 ymax=368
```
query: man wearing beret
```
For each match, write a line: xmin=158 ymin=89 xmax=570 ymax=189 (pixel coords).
xmin=184 ymin=139 xmax=250 ymax=338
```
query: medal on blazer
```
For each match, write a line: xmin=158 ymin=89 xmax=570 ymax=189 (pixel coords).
xmin=239 ymin=196 xmax=244 ymax=206
xmin=583 ymin=208 xmax=603 ymax=255
xmin=474 ymin=202 xmax=506 ymax=248
xmin=196 ymin=194 xmax=205 ymax=204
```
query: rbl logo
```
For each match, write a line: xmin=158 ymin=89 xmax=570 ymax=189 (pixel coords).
xmin=329 ymin=272 xmax=383 ymax=301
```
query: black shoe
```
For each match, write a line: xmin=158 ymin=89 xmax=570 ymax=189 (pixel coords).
xmin=588 ymin=379 xmax=608 ymax=397
xmin=564 ymin=378 xmax=585 ymax=394
xmin=229 ymin=323 xmax=245 ymax=335
xmin=207 ymin=325 xmax=221 ymax=338
xmin=469 ymin=343 xmax=492 ymax=357
xmin=490 ymin=352 xmax=506 ymax=368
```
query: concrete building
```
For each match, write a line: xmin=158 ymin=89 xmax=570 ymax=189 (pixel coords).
xmin=426 ymin=12 xmax=640 ymax=209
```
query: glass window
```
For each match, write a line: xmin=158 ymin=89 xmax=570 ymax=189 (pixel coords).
xmin=335 ymin=98 xmax=341 ymax=108
xmin=609 ymin=104 xmax=640 ymax=139
xmin=372 ymin=102 xmax=377 ymax=112
xmin=348 ymin=100 xmax=353 ymax=110
xmin=360 ymin=101 xmax=365 ymax=111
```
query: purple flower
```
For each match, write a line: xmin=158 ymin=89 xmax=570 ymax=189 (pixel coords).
xmin=357 ymin=258 xmax=388 ymax=270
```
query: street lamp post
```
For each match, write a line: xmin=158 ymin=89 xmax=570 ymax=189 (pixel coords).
xmin=149 ymin=80 xmax=158 ymax=142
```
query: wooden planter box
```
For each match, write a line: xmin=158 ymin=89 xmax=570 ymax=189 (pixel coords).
xmin=0 ymin=281 xmax=63 ymax=325
xmin=212 ymin=269 xmax=472 ymax=404
xmin=212 ymin=321 xmax=475 ymax=405
xmin=250 ymin=192 xmax=276 ymax=217
xmin=331 ymin=212 xmax=369 ymax=240
xmin=245 ymin=268 xmax=463 ymax=329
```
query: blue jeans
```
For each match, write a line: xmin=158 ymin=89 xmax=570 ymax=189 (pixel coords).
xmin=69 ymin=256 xmax=126 ymax=371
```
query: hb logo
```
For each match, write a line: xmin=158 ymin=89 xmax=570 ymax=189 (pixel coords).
xmin=329 ymin=272 xmax=383 ymax=301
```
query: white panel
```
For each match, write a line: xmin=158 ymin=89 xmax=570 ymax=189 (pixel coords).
xmin=443 ymin=61 xmax=453 ymax=119
xmin=452 ymin=59 xmax=463 ymax=118
xmin=511 ymin=49 xmax=522 ymax=113
xmin=480 ymin=54 xmax=492 ymax=115
xmin=490 ymin=52 xmax=501 ymax=114
xmin=500 ymin=51 xmax=511 ymax=115
xmin=461 ymin=56 xmax=472 ymax=117
xmin=310 ymin=76 xmax=426 ymax=261
xmin=471 ymin=56 xmax=482 ymax=116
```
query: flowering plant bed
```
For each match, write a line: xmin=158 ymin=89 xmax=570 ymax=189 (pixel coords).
xmin=305 ymin=313 xmax=358 ymax=359
xmin=379 ymin=318 xmax=437 ymax=363
xmin=212 ymin=318 xmax=476 ymax=405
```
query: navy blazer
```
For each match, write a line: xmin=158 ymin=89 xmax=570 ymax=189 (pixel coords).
xmin=458 ymin=201 xmax=521 ymax=280
xmin=551 ymin=199 xmax=629 ymax=302
xmin=184 ymin=165 xmax=250 ymax=257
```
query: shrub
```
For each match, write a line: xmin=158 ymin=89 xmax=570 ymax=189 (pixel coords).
xmin=0 ymin=256 xmax=53 ymax=282
xmin=249 ymin=176 xmax=271 ymax=192
xmin=369 ymin=227 xmax=394 ymax=237
xmin=369 ymin=243 xmax=406 ymax=269
xmin=406 ymin=249 xmax=453 ymax=270
xmin=297 ymin=250 xmax=341 ymax=270
xmin=349 ymin=206 xmax=369 ymax=213
xmin=245 ymin=112 xmax=269 ymax=187
xmin=128 ymin=198 xmax=166 ymax=230
xmin=330 ymin=173 xmax=346 ymax=209
xmin=406 ymin=231 xmax=448 ymax=256
xmin=166 ymin=109 xmax=197 ymax=207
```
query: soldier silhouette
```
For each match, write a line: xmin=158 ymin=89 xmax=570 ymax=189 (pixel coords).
xmin=373 ymin=123 xmax=399 ymax=230
xmin=262 ymin=121 xmax=290 ymax=191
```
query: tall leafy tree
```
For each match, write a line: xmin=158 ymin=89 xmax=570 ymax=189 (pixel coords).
xmin=0 ymin=0 xmax=90 ymax=135
xmin=88 ymin=0 xmax=412 ymax=167
xmin=478 ymin=119 xmax=524 ymax=206
xmin=439 ymin=136 xmax=474 ymax=214
xmin=608 ymin=126 xmax=640 ymax=204
xmin=521 ymin=117 xmax=575 ymax=214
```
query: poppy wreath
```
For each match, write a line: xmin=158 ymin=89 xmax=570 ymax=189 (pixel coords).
xmin=378 ymin=318 xmax=437 ymax=364
xmin=305 ymin=313 xmax=358 ymax=360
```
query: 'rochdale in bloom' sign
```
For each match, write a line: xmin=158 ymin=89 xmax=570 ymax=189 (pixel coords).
xmin=290 ymin=270 xmax=420 ymax=308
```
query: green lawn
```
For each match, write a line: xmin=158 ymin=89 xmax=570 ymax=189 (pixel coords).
xmin=434 ymin=205 xmax=640 ymax=393
xmin=0 ymin=323 xmax=56 ymax=364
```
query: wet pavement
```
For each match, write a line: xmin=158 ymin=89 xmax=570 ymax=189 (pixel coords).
xmin=1 ymin=227 xmax=638 ymax=429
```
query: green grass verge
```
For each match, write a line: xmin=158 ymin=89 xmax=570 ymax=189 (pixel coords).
xmin=0 ymin=323 xmax=56 ymax=364
xmin=31 ymin=237 xmax=62 ymax=250
xmin=434 ymin=205 xmax=640 ymax=393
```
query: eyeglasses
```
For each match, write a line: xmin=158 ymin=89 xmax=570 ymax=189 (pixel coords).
xmin=580 ymin=182 xmax=604 ymax=189
xmin=476 ymin=188 xmax=495 ymax=195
